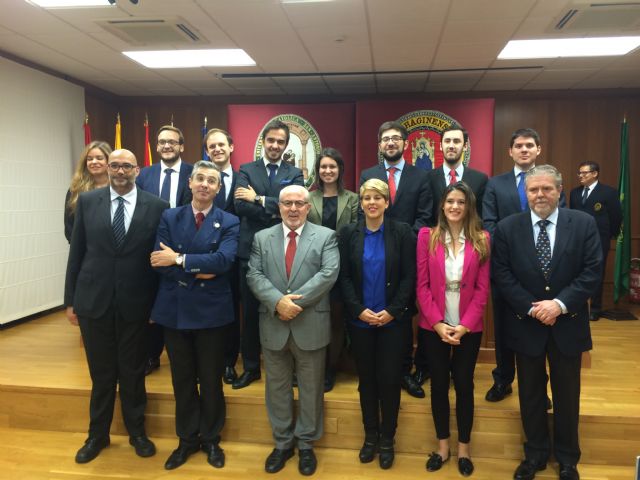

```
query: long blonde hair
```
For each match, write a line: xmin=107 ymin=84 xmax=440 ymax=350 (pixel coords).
xmin=67 ymin=140 xmax=112 ymax=214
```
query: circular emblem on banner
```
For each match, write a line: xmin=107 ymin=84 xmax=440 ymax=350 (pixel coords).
xmin=255 ymin=114 xmax=322 ymax=187
xmin=396 ymin=110 xmax=470 ymax=170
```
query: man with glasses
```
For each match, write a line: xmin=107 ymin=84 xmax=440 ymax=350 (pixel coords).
xmin=569 ymin=161 xmax=621 ymax=321
xmin=359 ymin=120 xmax=433 ymax=399
xmin=137 ymin=125 xmax=194 ymax=375
xmin=65 ymin=149 xmax=168 ymax=464
xmin=246 ymin=185 xmax=339 ymax=476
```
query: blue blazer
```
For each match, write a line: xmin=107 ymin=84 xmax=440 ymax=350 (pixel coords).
xmin=136 ymin=162 xmax=193 ymax=207
xmin=150 ymin=205 xmax=239 ymax=330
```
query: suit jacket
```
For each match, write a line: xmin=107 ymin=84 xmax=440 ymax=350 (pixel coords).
xmin=483 ymin=169 xmax=566 ymax=237
xmin=569 ymin=182 xmax=621 ymax=253
xmin=338 ymin=218 xmax=417 ymax=324
xmin=150 ymin=205 xmax=239 ymax=330
xmin=136 ymin=161 xmax=193 ymax=207
xmin=427 ymin=166 xmax=488 ymax=224
xmin=216 ymin=169 xmax=238 ymax=215
xmin=64 ymin=187 xmax=169 ymax=320
xmin=246 ymin=221 xmax=339 ymax=351
xmin=235 ymin=160 xmax=304 ymax=260
xmin=64 ymin=189 xmax=74 ymax=243
xmin=491 ymin=208 xmax=602 ymax=357
xmin=359 ymin=163 xmax=433 ymax=232
xmin=307 ymin=188 xmax=359 ymax=234
xmin=415 ymin=227 xmax=490 ymax=333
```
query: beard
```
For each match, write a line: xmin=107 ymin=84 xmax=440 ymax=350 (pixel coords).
xmin=382 ymin=149 xmax=404 ymax=163
xmin=444 ymin=151 xmax=462 ymax=166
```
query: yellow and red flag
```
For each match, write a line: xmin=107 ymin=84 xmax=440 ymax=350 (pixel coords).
xmin=144 ymin=114 xmax=153 ymax=167
xmin=114 ymin=113 xmax=122 ymax=150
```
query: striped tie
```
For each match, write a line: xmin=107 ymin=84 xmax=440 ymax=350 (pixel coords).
xmin=113 ymin=197 xmax=126 ymax=247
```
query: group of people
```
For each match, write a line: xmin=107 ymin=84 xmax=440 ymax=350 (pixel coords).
xmin=63 ymin=118 xmax=620 ymax=480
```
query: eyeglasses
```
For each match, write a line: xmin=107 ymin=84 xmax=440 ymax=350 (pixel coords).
xmin=380 ymin=135 xmax=404 ymax=144
xmin=280 ymin=200 xmax=308 ymax=208
xmin=158 ymin=139 xmax=180 ymax=147
xmin=577 ymin=171 xmax=594 ymax=176
xmin=108 ymin=163 xmax=136 ymax=172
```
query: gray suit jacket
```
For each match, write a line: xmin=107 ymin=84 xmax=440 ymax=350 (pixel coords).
xmin=307 ymin=188 xmax=359 ymax=234
xmin=246 ymin=221 xmax=339 ymax=351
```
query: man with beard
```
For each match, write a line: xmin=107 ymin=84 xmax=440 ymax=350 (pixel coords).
xmin=359 ymin=120 xmax=432 ymax=399
xmin=233 ymin=120 xmax=305 ymax=389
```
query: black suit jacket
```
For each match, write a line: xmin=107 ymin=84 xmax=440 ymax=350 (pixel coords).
xmin=64 ymin=187 xmax=169 ymax=320
xmin=491 ymin=208 xmax=602 ymax=357
xmin=218 ymin=169 xmax=238 ymax=215
xmin=136 ymin=161 xmax=193 ymax=207
xmin=234 ymin=160 xmax=304 ymax=259
xmin=427 ymin=166 xmax=488 ymax=224
xmin=359 ymin=163 xmax=432 ymax=233
xmin=569 ymin=182 xmax=621 ymax=253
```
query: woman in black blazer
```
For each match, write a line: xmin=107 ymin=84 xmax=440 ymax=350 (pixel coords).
xmin=339 ymin=178 xmax=416 ymax=470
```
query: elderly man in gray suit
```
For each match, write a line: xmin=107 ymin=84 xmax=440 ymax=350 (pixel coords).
xmin=247 ymin=185 xmax=339 ymax=476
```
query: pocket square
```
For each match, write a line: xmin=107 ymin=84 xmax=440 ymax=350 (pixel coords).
xmin=279 ymin=179 xmax=292 ymax=186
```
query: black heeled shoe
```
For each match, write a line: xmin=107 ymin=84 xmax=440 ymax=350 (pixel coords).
xmin=378 ymin=438 xmax=394 ymax=469
xmin=359 ymin=439 xmax=378 ymax=463
xmin=458 ymin=457 xmax=474 ymax=476
xmin=426 ymin=450 xmax=450 ymax=472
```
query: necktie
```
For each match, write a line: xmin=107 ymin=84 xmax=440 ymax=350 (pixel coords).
xmin=285 ymin=230 xmax=297 ymax=278
xmin=195 ymin=212 xmax=205 ymax=230
xmin=113 ymin=197 xmax=126 ymax=247
xmin=517 ymin=172 xmax=527 ymax=211
xmin=160 ymin=168 xmax=174 ymax=203
xmin=267 ymin=164 xmax=278 ymax=184
xmin=449 ymin=169 xmax=457 ymax=185
xmin=387 ymin=167 xmax=397 ymax=203
xmin=581 ymin=186 xmax=589 ymax=205
xmin=215 ymin=172 xmax=228 ymax=209
xmin=536 ymin=219 xmax=552 ymax=280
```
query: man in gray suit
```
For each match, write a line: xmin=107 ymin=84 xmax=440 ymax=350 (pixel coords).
xmin=247 ymin=185 xmax=339 ymax=476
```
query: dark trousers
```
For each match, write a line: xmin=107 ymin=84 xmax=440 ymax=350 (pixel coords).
xmin=164 ymin=324 xmax=230 ymax=447
xmin=591 ymin=244 xmax=609 ymax=312
xmin=223 ymin=261 xmax=241 ymax=368
xmin=413 ymin=326 xmax=430 ymax=374
xmin=239 ymin=259 xmax=261 ymax=372
xmin=425 ymin=329 xmax=482 ymax=443
xmin=147 ymin=322 xmax=164 ymax=361
xmin=491 ymin=290 xmax=516 ymax=385
xmin=78 ymin=304 xmax=147 ymax=440
xmin=348 ymin=321 xmax=407 ymax=440
xmin=400 ymin=318 xmax=416 ymax=375
xmin=326 ymin=298 xmax=345 ymax=373
xmin=516 ymin=337 xmax=582 ymax=466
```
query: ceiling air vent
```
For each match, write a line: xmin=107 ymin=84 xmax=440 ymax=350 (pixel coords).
xmin=550 ymin=2 xmax=640 ymax=33
xmin=97 ymin=17 xmax=205 ymax=46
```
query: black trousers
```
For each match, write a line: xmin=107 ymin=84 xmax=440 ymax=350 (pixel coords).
xmin=348 ymin=321 xmax=407 ymax=440
xmin=78 ymin=303 xmax=147 ymax=440
xmin=491 ymin=289 xmax=516 ymax=386
xmin=223 ymin=261 xmax=241 ymax=368
xmin=164 ymin=323 xmax=230 ymax=447
xmin=590 ymin=243 xmax=610 ymax=312
xmin=425 ymin=329 xmax=482 ymax=443
xmin=239 ymin=259 xmax=261 ymax=372
xmin=147 ymin=322 xmax=164 ymax=361
xmin=516 ymin=336 xmax=582 ymax=466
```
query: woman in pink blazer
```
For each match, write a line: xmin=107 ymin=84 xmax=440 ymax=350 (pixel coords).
xmin=416 ymin=181 xmax=490 ymax=477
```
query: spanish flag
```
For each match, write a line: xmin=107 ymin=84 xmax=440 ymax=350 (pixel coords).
xmin=83 ymin=113 xmax=91 ymax=145
xmin=144 ymin=114 xmax=153 ymax=167
xmin=115 ymin=113 xmax=122 ymax=150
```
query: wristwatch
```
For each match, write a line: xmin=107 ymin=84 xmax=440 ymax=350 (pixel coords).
xmin=254 ymin=194 xmax=262 ymax=204
xmin=175 ymin=254 xmax=184 ymax=266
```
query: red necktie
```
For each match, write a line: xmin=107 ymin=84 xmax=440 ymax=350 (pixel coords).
xmin=387 ymin=167 xmax=397 ymax=203
xmin=449 ymin=169 xmax=457 ymax=185
xmin=195 ymin=212 xmax=205 ymax=230
xmin=285 ymin=230 xmax=297 ymax=278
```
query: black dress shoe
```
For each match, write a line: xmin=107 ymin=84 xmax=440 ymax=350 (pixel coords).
xmin=559 ymin=464 xmax=580 ymax=480
xmin=589 ymin=311 xmax=600 ymax=321
xmin=513 ymin=459 xmax=546 ymax=480
xmin=413 ymin=369 xmax=430 ymax=386
xmin=265 ymin=447 xmax=294 ymax=473
xmin=458 ymin=457 xmax=474 ymax=476
xmin=203 ymin=443 xmax=225 ymax=468
xmin=144 ymin=357 xmax=160 ymax=376
xmin=359 ymin=438 xmax=378 ymax=463
xmin=485 ymin=383 xmax=513 ymax=402
xmin=129 ymin=435 xmax=156 ymax=457
xmin=324 ymin=370 xmax=336 ymax=393
xmin=401 ymin=374 xmax=425 ymax=398
xmin=232 ymin=370 xmax=261 ymax=389
xmin=426 ymin=450 xmax=450 ymax=472
xmin=298 ymin=448 xmax=317 ymax=476
xmin=164 ymin=444 xmax=200 ymax=470
xmin=75 ymin=437 xmax=109 ymax=464
xmin=223 ymin=366 xmax=237 ymax=385
xmin=378 ymin=438 xmax=394 ymax=469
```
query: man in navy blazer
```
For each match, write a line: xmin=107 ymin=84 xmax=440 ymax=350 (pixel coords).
xmin=569 ymin=161 xmax=622 ymax=321
xmin=232 ymin=120 xmax=305 ymax=389
xmin=492 ymin=165 xmax=601 ymax=480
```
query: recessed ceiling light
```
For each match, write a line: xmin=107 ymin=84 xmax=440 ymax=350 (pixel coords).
xmin=498 ymin=36 xmax=640 ymax=59
xmin=26 ymin=0 xmax=113 ymax=7
xmin=123 ymin=49 xmax=256 ymax=68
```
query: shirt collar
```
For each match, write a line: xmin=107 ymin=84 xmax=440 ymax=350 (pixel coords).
xmin=263 ymin=158 xmax=282 ymax=169
xmin=444 ymin=229 xmax=466 ymax=245
xmin=531 ymin=207 xmax=559 ymax=227
xmin=161 ymin=158 xmax=181 ymax=173
xmin=514 ymin=165 xmax=533 ymax=177
xmin=282 ymin=222 xmax=305 ymax=238
xmin=443 ymin=163 xmax=463 ymax=178
xmin=364 ymin=223 xmax=385 ymax=235
xmin=191 ymin=202 xmax=213 ymax=218
xmin=384 ymin=158 xmax=405 ymax=171
xmin=585 ymin=180 xmax=598 ymax=191
xmin=110 ymin=185 xmax=137 ymax=203
xmin=219 ymin=164 xmax=233 ymax=177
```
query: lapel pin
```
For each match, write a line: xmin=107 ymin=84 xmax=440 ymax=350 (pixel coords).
xmin=213 ymin=222 xmax=221 ymax=229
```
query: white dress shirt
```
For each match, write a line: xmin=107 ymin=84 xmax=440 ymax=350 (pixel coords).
xmin=159 ymin=158 xmax=182 ymax=208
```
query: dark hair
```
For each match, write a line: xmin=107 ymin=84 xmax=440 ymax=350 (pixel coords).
xmin=203 ymin=128 xmax=233 ymax=149
xmin=261 ymin=120 xmax=290 ymax=145
xmin=441 ymin=124 xmax=468 ymax=144
xmin=378 ymin=121 xmax=408 ymax=142
xmin=157 ymin=125 xmax=185 ymax=144
xmin=578 ymin=161 xmax=600 ymax=177
xmin=510 ymin=128 xmax=540 ymax=147
xmin=313 ymin=147 xmax=345 ymax=192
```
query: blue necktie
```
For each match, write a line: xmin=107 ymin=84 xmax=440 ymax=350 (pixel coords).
xmin=267 ymin=164 xmax=277 ymax=184
xmin=536 ymin=219 xmax=551 ymax=279
xmin=113 ymin=197 xmax=126 ymax=247
xmin=160 ymin=168 xmax=174 ymax=203
xmin=517 ymin=172 xmax=527 ymax=211
xmin=215 ymin=171 xmax=228 ymax=209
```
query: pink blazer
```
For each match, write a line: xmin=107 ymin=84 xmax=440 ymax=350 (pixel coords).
xmin=416 ymin=227 xmax=490 ymax=333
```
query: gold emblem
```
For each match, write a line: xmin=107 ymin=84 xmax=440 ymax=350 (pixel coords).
xmin=594 ymin=202 xmax=602 ymax=211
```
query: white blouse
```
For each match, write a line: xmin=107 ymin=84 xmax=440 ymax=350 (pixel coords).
xmin=444 ymin=230 xmax=465 ymax=326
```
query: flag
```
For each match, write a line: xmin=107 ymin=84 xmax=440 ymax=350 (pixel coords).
xmin=613 ymin=118 xmax=631 ymax=303
xmin=143 ymin=114 xmax=153 ymax=167
xmin=202 ymin=116 xmax=208 ymax=160
xmin=115 ymin=113 xmax=122 ymax=150
xmin=83 ymin=113 xmax=91 ymax=145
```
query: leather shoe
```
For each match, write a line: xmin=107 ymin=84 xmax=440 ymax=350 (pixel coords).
xmin=324 ymin=369 xmax=336 ymax=393
xmin=129 ymin=435 xmax=156 ymax=457
xmin=75 ymin=437 xmax=109 ymax=463
xmin=401 ymin=374 xmax=425 ymax=398
xmin=359 ymin=438 xmax=378 ymax=463
xmin=426 ymin=450 xmax=450 ymax=472
xmin=485 ymin=383 xmax=512 ymax=402
xmin=589 ymin=311 xmax=600 ymax=321
xmin=223 ymin=366 xmax=237 ymax=385
xmin=164 ymin=443 xmax=200 ymax=470
xmin=413 ymin=369 xmax=430 ymax=386
xmin=458 ymin=457 xmax=474 ymax=476
xmin=559 ymin=464 xmax=580 ymax=480
xmin=513 ymin=459 xmax=546 ymax=480
xmin=265 ymin=447 xmax=294 ymax=473
xmin=203 ymin=443 xmax=225 ymax=468
xmin=232 ymin=370 xmax=261 ymax=389
xmin=144 ymin=357 xmax=160 ymax=376
xmin=378 ymin=438 xmax=394 ymax=469
xmin=298 ymin=448 xmax=317 ymax=476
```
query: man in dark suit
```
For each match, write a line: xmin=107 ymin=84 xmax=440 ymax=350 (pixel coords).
xmin=65 ymin=149 xmax=168 ymax=464
xmin=492 ymin=165 xmax=601 ymax=480
xmin=232 ymin=120 xmax=305 ymax=389
xmin=482 ymin=128 xmax=566 ymax=403
xmin=136 ymin=125 xmax=194 ymax=376
xmin=205 ymin=127 xmax=241 ymax=384
xmin=359 ymin=120 xmax=433 ymax=399
xmin=569 ymin=161 xmax=622 ymax=321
